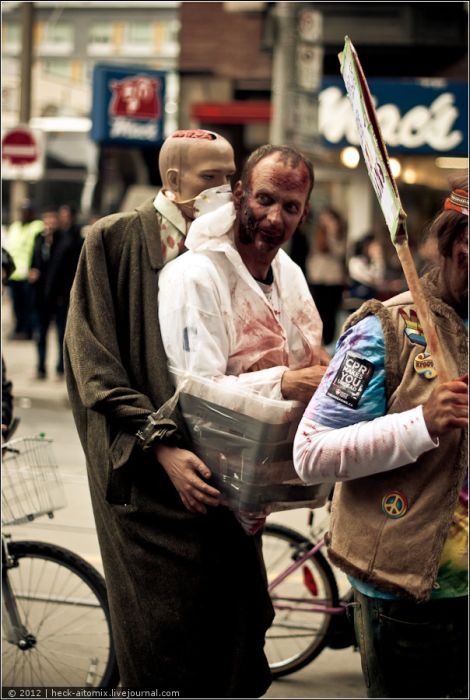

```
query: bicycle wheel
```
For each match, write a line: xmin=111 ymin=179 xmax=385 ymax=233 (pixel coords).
xmin=2 ymin=540 xmax=119 ymax=688
xmin=262 ymin=523 xmax=339 ymax=678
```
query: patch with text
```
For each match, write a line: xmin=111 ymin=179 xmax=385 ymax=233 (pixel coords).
xmin=326 ymin=352 xmax=375 ymax=408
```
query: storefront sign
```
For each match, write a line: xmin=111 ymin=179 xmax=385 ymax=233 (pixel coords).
xmin=320 ymin=76 xmax=467 ymax=155
xmin=192 ymin=76 xmax=467 ymax=156
xmin=91 ymin=65 xmax=166 ymax=146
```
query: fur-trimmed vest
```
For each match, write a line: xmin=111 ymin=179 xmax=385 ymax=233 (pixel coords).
xmin=327 ymin=269 xmax=467 ymax=602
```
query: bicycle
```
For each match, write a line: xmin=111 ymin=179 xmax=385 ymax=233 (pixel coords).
xmin=1 ymin=433 xmax=120 ymax=689
xmin=262 ymin=507 xmax=357 ymax=678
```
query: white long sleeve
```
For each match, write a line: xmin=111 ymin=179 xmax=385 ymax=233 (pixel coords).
xmin=293 ymin=405 xmax=438 ymax=484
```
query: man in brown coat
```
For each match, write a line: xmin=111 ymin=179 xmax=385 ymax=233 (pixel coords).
xmin=64 ymin=130 xmax=275 ymax=696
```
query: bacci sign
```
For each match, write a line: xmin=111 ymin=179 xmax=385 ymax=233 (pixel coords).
xmin=319 ymin=78 xmax=467 ymax=155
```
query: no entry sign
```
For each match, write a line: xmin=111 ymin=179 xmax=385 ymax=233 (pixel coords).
xmin=1 ymin=125 xmax=44 ymax=180
xmin=2 ymin=126 xmax=39 ymax=165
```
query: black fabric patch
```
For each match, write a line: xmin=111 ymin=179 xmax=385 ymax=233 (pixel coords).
xmin=326 ymin=351 xmax=375 ymax=408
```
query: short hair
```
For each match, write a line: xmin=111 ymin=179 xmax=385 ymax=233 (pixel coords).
xmin=59 ymin=203 xmax=77 ymax=217
xmin=40 ymin=204 xmax=58 ymax=216
xmin=240 ymin=145 xmax=315 ymax=201
xmin=353 ymin=232 xmax=376 ymax=257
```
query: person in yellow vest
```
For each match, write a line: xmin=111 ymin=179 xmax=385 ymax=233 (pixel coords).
xmin=4 ymin=199 xmax=43 ymax=340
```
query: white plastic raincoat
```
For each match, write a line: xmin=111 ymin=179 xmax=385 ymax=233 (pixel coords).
xmin=158 ymin=202 xmax=324 ymax=399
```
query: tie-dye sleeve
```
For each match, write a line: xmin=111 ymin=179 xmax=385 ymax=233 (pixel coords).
xmin=293 ymin=315 xmax=437 ymax=484
xmin=303 ymin=314 xmax=387 ymax=429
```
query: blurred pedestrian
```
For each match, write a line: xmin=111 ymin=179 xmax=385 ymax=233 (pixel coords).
xmin=3 ymin=200 xmax=43 ymax=339
xmin=29 ymin=206 xmax=80 ymax=380
xmin=57 ymin=202 xmax=84 ymax=298
xmin=348 ymin=232 xmax=403 ymax=303
xmin=347 ymin=232 xmax=387 ymax=302
xmin=306 ymin=206 xmax=348 ymax=346
xmin=58 ymin=203 xmax=83 ymax=240
xmin=2 ymin=247 xmax=17 ymax=441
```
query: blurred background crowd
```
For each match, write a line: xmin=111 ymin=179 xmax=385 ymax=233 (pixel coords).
xmin=1 ymin=1 xmax=467 ymax=353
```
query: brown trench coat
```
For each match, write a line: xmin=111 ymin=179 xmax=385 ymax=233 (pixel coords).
xmin=64 ymin=198 xmax=274 ymax=697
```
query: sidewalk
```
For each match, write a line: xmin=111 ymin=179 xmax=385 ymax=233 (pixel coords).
xmin=2 ymin=296 xmax=69 ymax=409
xmin=2 ymin=297 xmax=366 ymax=698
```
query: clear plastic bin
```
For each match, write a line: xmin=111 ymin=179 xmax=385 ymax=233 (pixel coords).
xmin=175 ymin=373 xmax=332 ymax=516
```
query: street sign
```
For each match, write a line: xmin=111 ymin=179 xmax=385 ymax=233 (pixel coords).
xmin=1 ymin=125 xmax=44 ymax=180
xmin=2 ymin=126 xmax=39 ymax=165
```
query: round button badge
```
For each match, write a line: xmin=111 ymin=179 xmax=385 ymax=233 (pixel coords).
xmin=382 ymin=491 xmax=408 ymax=518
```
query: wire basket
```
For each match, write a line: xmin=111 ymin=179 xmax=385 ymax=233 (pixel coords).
xmin=1 ymin=435 xmax=67 ymax=526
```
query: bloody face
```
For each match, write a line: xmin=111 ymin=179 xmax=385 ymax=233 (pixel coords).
xmin=233 ymin=154 xmax=310 ymax=268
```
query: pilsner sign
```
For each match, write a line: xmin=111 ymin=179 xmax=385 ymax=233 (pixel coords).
xmin=91 ymin=65 xmax=167 ymax=146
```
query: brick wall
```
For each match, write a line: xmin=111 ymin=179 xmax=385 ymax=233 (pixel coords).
xmin=179 ymin=2 xmax=272 ymax=80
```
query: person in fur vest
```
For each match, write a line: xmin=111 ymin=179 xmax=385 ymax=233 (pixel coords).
xmin=293 ymin=172 xmax=468 ymax=699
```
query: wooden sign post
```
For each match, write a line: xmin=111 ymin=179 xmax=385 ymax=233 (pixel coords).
xmin=338 ymin=36 xmax=450 ymax=382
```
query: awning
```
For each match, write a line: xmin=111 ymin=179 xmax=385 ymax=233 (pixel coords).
xmin=191 ymin=101 xmax=271 ymax=125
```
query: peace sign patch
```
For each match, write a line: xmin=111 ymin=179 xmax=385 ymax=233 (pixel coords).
xmin=382 ymin=491 xmax=408 ymax=519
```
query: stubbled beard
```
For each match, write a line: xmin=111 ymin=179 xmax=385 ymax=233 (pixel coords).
xmin=238 ymin=205 xmax=259 ymax=245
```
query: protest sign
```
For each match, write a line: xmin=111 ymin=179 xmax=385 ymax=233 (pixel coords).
xmin=339 ymin=36 xmax=449 ymax=381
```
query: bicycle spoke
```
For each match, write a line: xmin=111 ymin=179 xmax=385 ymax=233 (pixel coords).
xmin=262 ymin=524 xmax=340 ymax=677
xmin=2 ymin=541 xmax=118 ymax=688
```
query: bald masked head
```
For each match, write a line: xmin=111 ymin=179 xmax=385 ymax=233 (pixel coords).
xmin=158 ymin=129 xmax=236 ymax=221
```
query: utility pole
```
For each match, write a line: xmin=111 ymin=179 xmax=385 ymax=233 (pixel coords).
xmin=10 ymin=1 xmax=34 ymax=221
xmin=269 ymin=2 xmax=323 ymax=155
xmin=269 ymin=2 xmax=296 ymax=145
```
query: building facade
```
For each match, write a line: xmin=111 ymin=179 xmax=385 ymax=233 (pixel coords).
xmin=1 ymin=1 xmax=468 ymax=250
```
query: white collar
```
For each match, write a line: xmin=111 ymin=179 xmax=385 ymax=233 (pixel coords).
xmin=154 ymin=190 xmax=188 ymax=236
